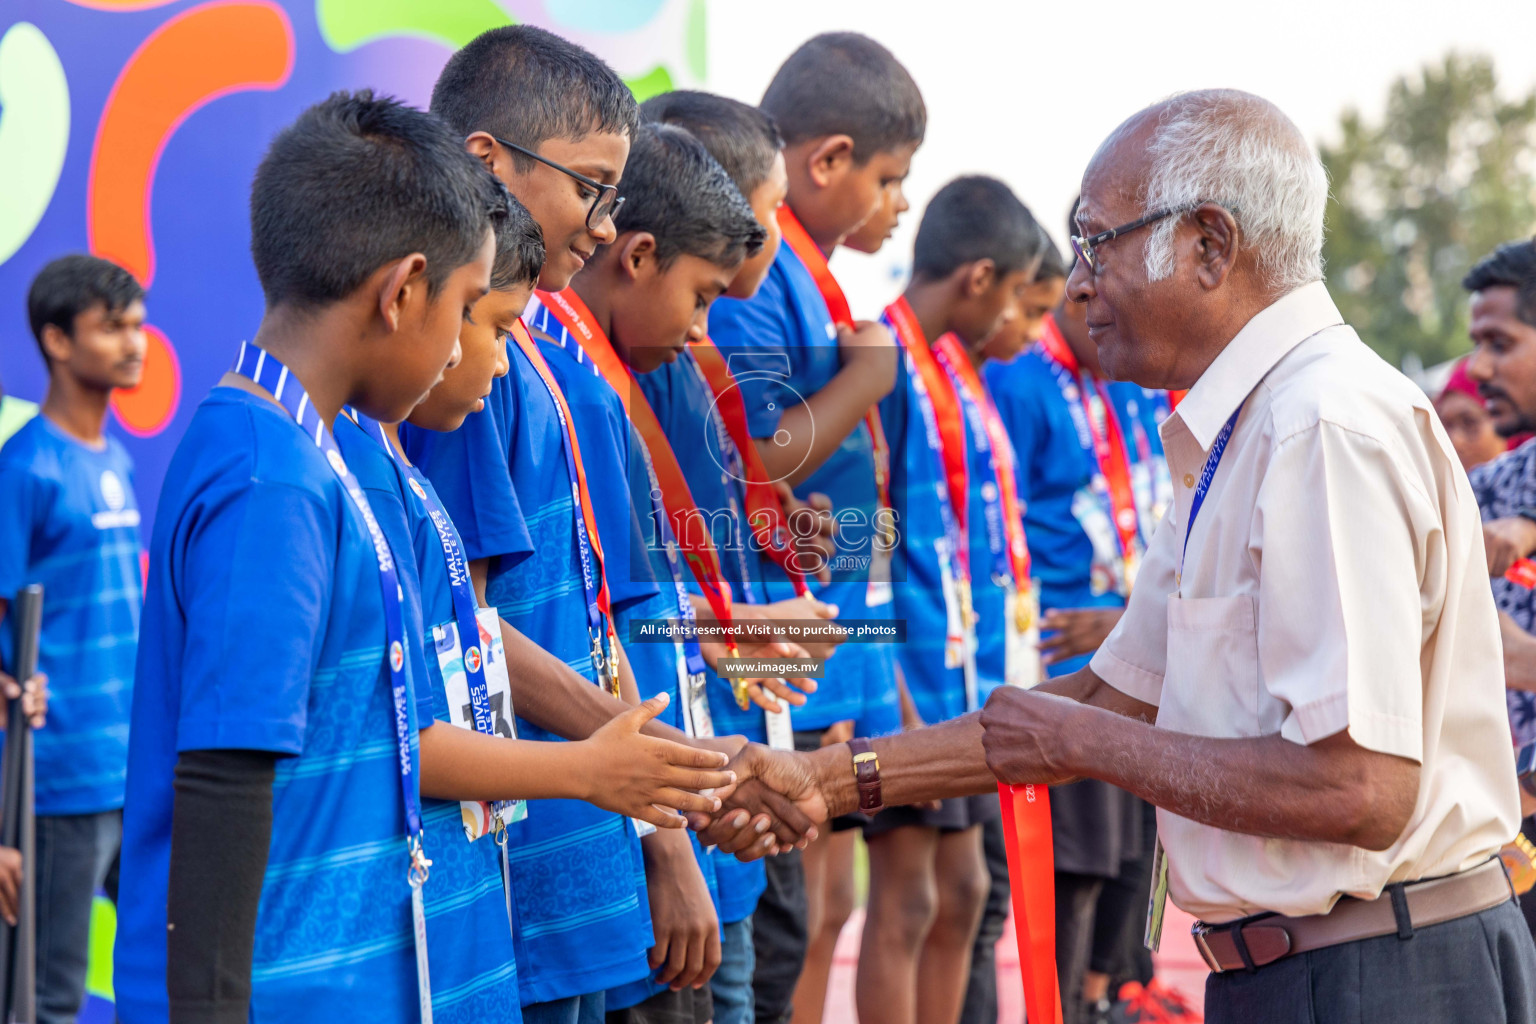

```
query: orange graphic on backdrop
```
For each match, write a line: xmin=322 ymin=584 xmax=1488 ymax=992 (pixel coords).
xmin=87 ymin=0 xmax=294 ymax=434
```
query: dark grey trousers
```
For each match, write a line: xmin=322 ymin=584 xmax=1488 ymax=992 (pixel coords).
xmin=1205 ymin=898 xmax=1536 ymax=1023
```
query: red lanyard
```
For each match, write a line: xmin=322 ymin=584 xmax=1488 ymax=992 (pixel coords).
xmin=535 ymin=289 xmax=741 ymax=656
xmin=776 ymin=205 xmax=894 ymax=538
xmin=508 ymin=317 xmax=621 ymax=694
xmin=885 ymin=297 xmax=970 ymax=584
xmin=1039 ymin=316 xmax=1138 ymax=562
xmin=933 ymin=333 xmax=1033 ymax=589
xmin=689 ymin=334 xmax=811 ymax=598
xmin=999 ymin=782 xmax=1064 ymax=1024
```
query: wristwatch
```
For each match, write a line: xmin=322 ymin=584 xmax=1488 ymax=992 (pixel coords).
xmin=848 ymin=737 xmax=883 ymax=814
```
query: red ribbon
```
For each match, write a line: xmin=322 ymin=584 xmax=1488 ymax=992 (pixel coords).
xmin=999 ymin=781 xmax=1064 ymax=1024
xmin=689 ymin=334 xmax=811 ymax=598
xmin=1039 ymin=316 xmax=1139 ymax=566
xmin=534 ymin=289 xmax=740 ymax=651
xmin=775 ymin=205 xmax=894 ymax=533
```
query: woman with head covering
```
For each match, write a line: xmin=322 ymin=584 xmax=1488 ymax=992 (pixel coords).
xmin=1437 ymin=358 xmax=1511 ymax=470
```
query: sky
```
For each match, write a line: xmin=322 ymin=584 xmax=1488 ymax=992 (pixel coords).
xmin=706 ymin=0 xmax=1536 ymax=316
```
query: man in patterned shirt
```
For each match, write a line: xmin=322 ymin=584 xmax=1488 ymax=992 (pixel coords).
xmin=1461 ymin=237 xmax=1536 ymax=938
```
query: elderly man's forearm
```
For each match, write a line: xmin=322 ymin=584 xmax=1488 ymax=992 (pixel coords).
xmin=808 ymin=712 xmax=999 ymax=818
xmin=1072 ymin=709 xmax=1420 ymax=850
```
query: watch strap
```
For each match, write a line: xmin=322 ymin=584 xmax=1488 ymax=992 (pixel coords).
xmin=848 ymin=737 xmax=883 ymax=813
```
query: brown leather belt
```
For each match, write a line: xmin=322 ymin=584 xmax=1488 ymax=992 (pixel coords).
xmin=1192 ymin=857 xmax=1515 ymax=974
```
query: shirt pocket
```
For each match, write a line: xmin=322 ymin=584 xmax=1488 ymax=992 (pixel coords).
xmin=1158 ymin=594 xmax=1261 ymax=738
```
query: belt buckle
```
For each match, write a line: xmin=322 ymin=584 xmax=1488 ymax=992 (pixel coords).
xmin=1191 ymin=921 xmax=1225 ymax=974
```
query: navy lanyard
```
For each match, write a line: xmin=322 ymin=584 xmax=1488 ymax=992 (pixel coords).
xmin=516 ymin=300 xmax=612 ymax=681
xmin=527 ymin=310 xmax=712 ymax=678
xmin=1181 ymin=404 xmax=1244 ymax=583
xmin=230 ymin=345 xmax=427 ymax=880
xmin=351 ymin=411 xmax=514 ymax=821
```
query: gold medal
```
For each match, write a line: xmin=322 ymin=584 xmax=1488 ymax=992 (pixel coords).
xmin=1014 ymin=586 xmax=1038 ymax=634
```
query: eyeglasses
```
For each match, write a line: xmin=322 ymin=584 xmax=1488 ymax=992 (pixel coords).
xmin=1070 ymin=202 xmax=1205 ymax=274
xmin=489 ymin=134 xmax=624 ymax=231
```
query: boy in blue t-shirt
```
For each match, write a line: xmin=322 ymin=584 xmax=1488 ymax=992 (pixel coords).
xmin=0 ymin=253 xmax=145 ymax=1023
xmin=529 ymin=121 xmax=778 ymax=1023
xmin=702 ymin=33 xmax=926 ymax=1021
xmin=862 ymin=177 xmax=1047 ymax=1024
xmin=115 ymin=91 xmax=501 ymax=1022
xmin=410 ymin=28 xmax=761 ymax=1022
xmin=333 ymin=184 xmax=736 ymax=1024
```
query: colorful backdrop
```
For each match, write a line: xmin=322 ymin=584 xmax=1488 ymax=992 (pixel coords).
xmin=0 ymin=2 xmax=705 ymax=1010
xmin=0 ymin=0 xmax=707 ymax=538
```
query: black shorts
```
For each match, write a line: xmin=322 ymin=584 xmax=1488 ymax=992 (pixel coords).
xmin=606 ymin=985 xmax=712 ymax=1024
xmin=862 ymin=792 xmax=1001 ymax=839
xmin=793 ymin=727 xmax=869 ymax=832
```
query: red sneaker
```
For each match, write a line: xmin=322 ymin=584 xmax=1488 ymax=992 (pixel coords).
xmin=1110 ymin=981 xmax=1170 ymax=1024
xmin=1146 ymin=978 xmax=1203 ymax=1022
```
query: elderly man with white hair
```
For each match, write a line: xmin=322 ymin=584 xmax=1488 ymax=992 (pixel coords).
xmin=697 ymin=88 xmax=1535 ymax=1021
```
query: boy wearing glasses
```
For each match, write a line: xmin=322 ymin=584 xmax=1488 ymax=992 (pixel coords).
xmin=405 ymin=26 xmax=730 ymax=1024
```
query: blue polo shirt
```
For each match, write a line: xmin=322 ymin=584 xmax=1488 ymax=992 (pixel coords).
xmin=402 ymin=333 xmax=654 ymax=1005
xmin=117 ymin=387 xmax=433 ymax=1021
xmin=0 ymin=416 xmax=141 ymax=815
xmin=705 ymin=241 xmax=899 ymax=732
xmin=335 ymin=415 xmax=522 ymax=1024
xmin=879 ymin=336 xmax=967 ymax=726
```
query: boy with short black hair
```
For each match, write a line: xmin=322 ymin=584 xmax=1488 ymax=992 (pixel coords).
xmin=704 ymin=31 xmax=927 ymax=1023
xmin=859 ymin=175 xmax=1047 ymax=1024
xmin=115 ymin=89 xmax=499 ymax=1021
xmin=0 ymin=252 xmax=145 ymax=1024
xmin=410 ymin=28 xmax=773 ymax=1024
xmin=527 ymin=119 xmax=776 ymax=1024
xmin=334 ymin=180 xmax=737 ymax=1024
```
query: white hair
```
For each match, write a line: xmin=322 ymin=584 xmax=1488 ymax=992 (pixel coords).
xmin=1139 ymin=90 xmax=1328 ymax=292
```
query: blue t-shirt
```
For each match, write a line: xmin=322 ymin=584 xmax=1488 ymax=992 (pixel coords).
xmin=705 ymin=241 xmax=898 ymax=732
xmin=879 ymin=338 xmax=967 ymax=726
xmin=335 ymin=416 xmax=522 ymax=1024
xmin=402 ymin=334 xmax=654 ymax=1004
xmin=986 ymin=350 xmax=1172 ymax=677
xmin=0 ymin=416 xmax=141 ymax=815
xmin=117 ymin=388 xmax=435 ymax=1022
xmin=636 ymin=352 xmax=769 ymax=922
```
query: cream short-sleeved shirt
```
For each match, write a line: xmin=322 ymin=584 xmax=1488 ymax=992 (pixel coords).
xmin=1089 ymin=281 xmax=1520 ymax=923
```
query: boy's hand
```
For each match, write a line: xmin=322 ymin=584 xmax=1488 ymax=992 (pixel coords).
xmin=756 ymin=596 xmax=844 ymax=661
xmin=780 ymin=486 xmax=836 ymax=585
xmin=1039 ymin=608 xmax=1124 ymax=666
xmin=697 ymin=634 xmax=818 ymax=712
xmin=686 ymin=744 xmax=828 ymax=859
xmin=643 ymin=829 xmax=722 ymax=990
xmin=581 ymin=694 xmax=737 ymax=829
xmin=0 ymin=846 xmax=20 ymax=925
xmin=0 ymin=671 xmax=47 ymax=729
xmin=836 ymin=321 xmax=898 ymax=395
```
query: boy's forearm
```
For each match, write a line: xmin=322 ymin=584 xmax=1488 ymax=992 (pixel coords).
xmin=418 ymin=721 xmax=594 ymax=802
xmin=755 ymin=362 xmax=894 ymax=486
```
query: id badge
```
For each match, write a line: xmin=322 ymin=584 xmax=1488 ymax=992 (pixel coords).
xmin=435 ymin=607 xmax=527 ymax=839
xmin=681 ymin=669 xmax=715 ymax=739
xmin=939 ymin=545 xmax=965 ymax=670
xmin=1005 ymin=585 xmax=1042 ymax=690
xmin=1144 ymin=836 xmax=1170 ymax=953
xmin=866 ymin=544 xmax=894 ymax=608
xmin=765 ymin=704 xmax=795 ymax=751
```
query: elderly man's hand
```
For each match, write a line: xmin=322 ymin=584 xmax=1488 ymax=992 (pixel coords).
xmin=979 ymin=687 xmax=1086 ymax=787
xmin=1485 ymin=517 xmax=1536 ymax=577
xmin=685 ymin=743 xmax=829 ymax=860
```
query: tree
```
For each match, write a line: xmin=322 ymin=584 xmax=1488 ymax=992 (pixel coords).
xmin=1322 ymin=53 xmax=1536 ymax=370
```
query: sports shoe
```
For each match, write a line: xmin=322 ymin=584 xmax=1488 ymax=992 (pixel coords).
xmin=1145 ymin=977 xmax=1203 ymax=1022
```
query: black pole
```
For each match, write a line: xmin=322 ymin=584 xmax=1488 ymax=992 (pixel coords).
xmin=0 ymin=585 xmax=42 ymax=1023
